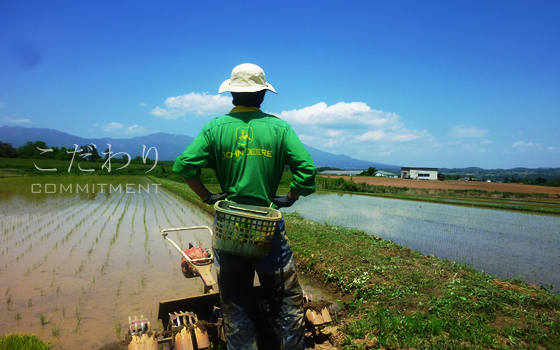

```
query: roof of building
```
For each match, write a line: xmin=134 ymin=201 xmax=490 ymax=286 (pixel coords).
xmin=400 ymin=167 xmax=439 ymax=171
xmin=377 ymin=170 xmax=398 ymax=176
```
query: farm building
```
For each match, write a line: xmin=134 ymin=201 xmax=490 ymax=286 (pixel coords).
xmin=401 ymin=167 xmax=439 ymax=180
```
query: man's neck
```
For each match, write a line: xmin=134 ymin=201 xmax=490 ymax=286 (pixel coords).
xmin=230 ymin=106 xmax=262 ymax=113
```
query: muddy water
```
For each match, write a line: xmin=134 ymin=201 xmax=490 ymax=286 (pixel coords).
xmin=1 ymin=177 xmax=214 ymax=349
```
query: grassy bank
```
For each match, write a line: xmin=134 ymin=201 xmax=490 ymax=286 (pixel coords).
xmin=152 ymin=176 xmax=560 ymax=349
xmin=316 ymin=176 xmax=560 ymax=216
xmin=287 ymin=214 xmax=560 ymax=349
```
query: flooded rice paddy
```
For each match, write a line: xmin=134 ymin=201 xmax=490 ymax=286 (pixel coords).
xmin=284 ymin=192 xmax=560 ymax=294
xmin=1 ymin=176 xmax=214 ymax=349
xmin=2 ymin=177 xmax=559 ymax=348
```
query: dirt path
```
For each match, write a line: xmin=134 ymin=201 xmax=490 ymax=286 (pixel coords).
xmin=323 ymin=176 xmax=560 ymax=196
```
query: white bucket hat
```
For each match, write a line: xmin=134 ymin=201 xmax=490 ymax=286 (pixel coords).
xmin=219 ymin=63 xmax=277 ymax=94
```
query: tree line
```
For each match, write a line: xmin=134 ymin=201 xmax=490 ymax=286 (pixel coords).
xmin=0 ymin=140 xmax=155 ymax=164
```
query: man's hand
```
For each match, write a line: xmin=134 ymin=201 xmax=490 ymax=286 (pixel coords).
xmin=272 ymin=194 xmax=298 ymax=208
xmin=203 ymin=192 xmax=228 ymax=205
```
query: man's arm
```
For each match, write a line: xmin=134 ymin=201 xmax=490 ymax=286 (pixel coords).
xmin=288 ymin=191 xmax=300 ymax=200
xmin=284 ymin=128 xmax=316 ymax=197
xmin=184 ymin=177 xmax=210 ymax=201
xmin=184 ymin=177 xmax=228 ymax=204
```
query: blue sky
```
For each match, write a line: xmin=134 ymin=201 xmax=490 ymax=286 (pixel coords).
xmin=1 ymin=0 xmax=559 ymax=169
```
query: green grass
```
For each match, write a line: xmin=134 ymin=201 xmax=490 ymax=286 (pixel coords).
xmin=286 ymin=213 xmax=560 ymax=349
xmin=0 ymin=157 xmax=162 ymax=175
xmin=0 ymin=334 xmax=51 ymax=350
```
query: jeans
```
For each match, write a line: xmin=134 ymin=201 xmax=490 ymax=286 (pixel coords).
xmin=213 ymin=218 xmax=305 ymax=350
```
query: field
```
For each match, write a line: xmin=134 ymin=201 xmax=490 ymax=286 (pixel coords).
xmin=0 ymin=176 xmax=214 ymax=349
xmin=325 ymin=175 xmax=560 ymax=196
xmin=1 ymin=174 xmax=559 ymax=349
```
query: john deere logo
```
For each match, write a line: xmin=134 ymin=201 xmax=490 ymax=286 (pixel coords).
xmin=236 ymin=126 xmax=253 ymax=145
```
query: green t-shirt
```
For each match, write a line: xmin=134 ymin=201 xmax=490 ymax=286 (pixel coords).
xmin=173 ymin=106 xmax=316 ymax=207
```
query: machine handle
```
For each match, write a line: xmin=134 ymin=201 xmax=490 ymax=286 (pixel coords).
xmin=160 ymin=226 xmax=213 ymax=264
xmin=160 ymin=226 xmax=213 ymax=237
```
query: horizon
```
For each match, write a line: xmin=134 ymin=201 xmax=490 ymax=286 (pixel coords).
xmin=1 ymin=1 xmax=559 ymax=169
xmin=3 ymin=125 xmax=560 ymax=172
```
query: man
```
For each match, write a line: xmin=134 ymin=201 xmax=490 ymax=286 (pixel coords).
xmin=172 ymin=63 xmax=316 ymax=349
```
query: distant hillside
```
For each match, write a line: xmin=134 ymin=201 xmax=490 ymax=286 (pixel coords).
xmin=304 ymin=144 xmax=399 ymax=170
xmin=440 ymin=167 xmax=560 ymax=182
xmin=0 ymin=125 xmax=399 ymax=169
xmin=0 ymin=126 xmax=193 ymax=161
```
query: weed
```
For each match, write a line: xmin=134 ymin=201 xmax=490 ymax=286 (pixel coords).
xmin=114 ymin=320 xmax=122 ymax=339
xmin=28 ymin=298 xmax=32 ymax=307
xmin=51 ymin=325 xmax=61 ymax=337
xmin=75 ymin=305 xmax=82 ymax=327
xmin=15 ymin=312 xmax=22 ymax=320
xmin=39 ymin=313 xmax=48 ymax=325
xmin=116 ymin=276 xmax=124 ymax=296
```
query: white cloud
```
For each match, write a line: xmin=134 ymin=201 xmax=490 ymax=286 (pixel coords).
xmin=356 ymin=130 xmax=424 ymax=142
xmin=278 ymin=101 xmax=429 ymax=144
xmin=278 ymin=102 xmax=399 ymax=128
xmin=324 ymin=138 xmax=345 ymax=148
xmin=548 ymin=146 xmax=556 ymax=152
xmin=0 ymin=102 xmax=7 ymax=109
xmin=326 ymin=129 xmax=344 ymax=137
xmin=3 ymin=116 xmax=30 ymax=123
xmin=506 ymin=141 xmax=545 ymax=153
xmin=512 ymin=141 xmax=542 ymax=148
xmin=102 ymin=122 xmax=150 ymax=135
xmin=274 ymin=101 xmax=435 ymax=164
xmin=152 ymin=92 xmax=232 ymax=120
xmin=480 ymin=140 xmax=493 ymax=144
xmin=449 ymin=125 xmax=489 ymax=138
xmin=139 ymin=103 xmax=148 ymax=107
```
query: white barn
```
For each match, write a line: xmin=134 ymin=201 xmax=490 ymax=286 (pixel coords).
xmin=400 ymin=167 xmax=439 ymax=180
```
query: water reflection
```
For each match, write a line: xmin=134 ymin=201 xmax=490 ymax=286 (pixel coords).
xmin=284 ymin=193 xmax=560 ymax=293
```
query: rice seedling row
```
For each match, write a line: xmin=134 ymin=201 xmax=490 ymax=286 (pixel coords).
xmin=1 ymin=199 xmax=99 ymax=275
xmin=0 ymin=198 xmax=81 ymax=253
xmin=127 ymin=195 xmax=139 ymax=247
xmin=0 ymin=176 xmax=215 ymax=349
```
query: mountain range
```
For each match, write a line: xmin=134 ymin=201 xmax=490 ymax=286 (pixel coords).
xmin=0 ymin=126 xmax=399 ymax=170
